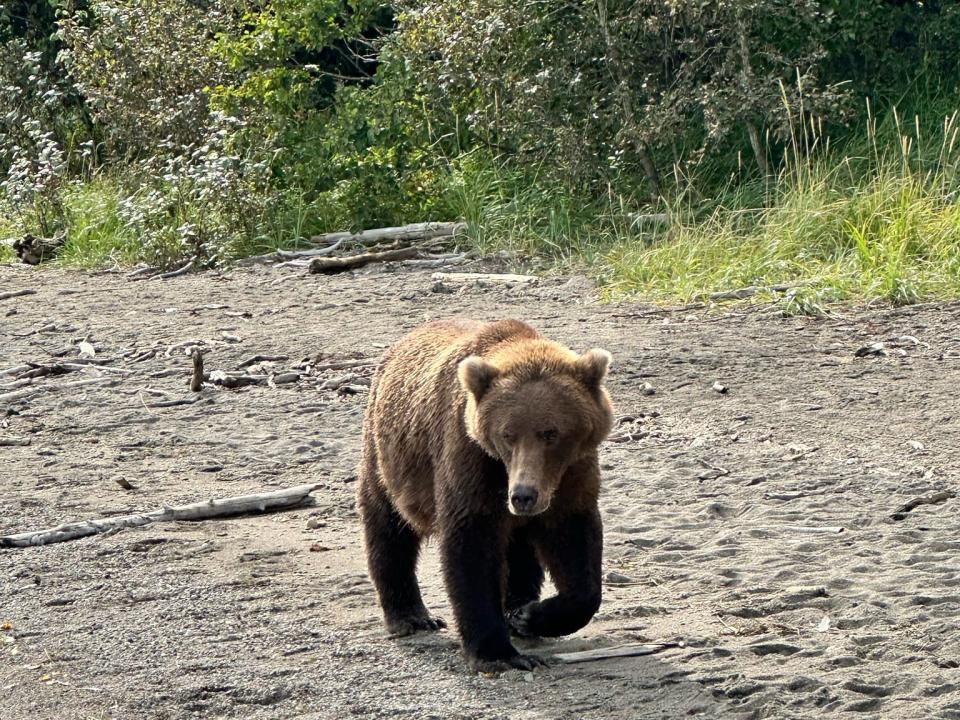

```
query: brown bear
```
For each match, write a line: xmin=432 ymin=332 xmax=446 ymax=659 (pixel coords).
xmin=356 ymin=319 xmax=613 ymax=672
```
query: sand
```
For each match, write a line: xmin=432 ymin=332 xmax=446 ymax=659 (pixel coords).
xmin=1 ymin=261 xmax=958 ymax=719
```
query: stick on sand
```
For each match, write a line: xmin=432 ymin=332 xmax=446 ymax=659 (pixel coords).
xmin=0 ymin=484 xmax=320 ymax=548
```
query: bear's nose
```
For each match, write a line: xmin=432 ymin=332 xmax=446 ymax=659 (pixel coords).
xmin=510 ymin=485 xmax=539 ymax=514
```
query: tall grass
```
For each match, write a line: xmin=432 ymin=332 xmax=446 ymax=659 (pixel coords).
xmin=600 ymin=100 xmax=960 ymax=306
xmin=442 ymin=98 xmax=960 ymax=309
xmin=55 ymin=178 xmax=141 ymax=268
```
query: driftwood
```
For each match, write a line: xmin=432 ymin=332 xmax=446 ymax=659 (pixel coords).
xmin=702 ymin=283 xmax=807 ymax=302
xmin=0 ymin=483 xmax=321 ymax=548
xmin=237 ymin=354 xmax=289 ymax=369
xmin=309 ymin=246 xmax=424 ymax=274
xmin=400 ymin=253 xmax=472 ymax=268
xmin=0 ymin=377 xmax=116 ymax=405
xmin=554 ymin=643 xmax=678 ymax=664
xmin=304 ymin=358 xmax=377 ymax=372
xmin=0 ymin=289 xmax=37 ymax=301
xmin=431 ymin=272 xmax=538 ymax=285
xmin=190 ymin=349 xmax=205 ymax=392
xmin=238 ymin=222 xmax=465 ymax=266
xmin=310 ymin=222 xmax=466 ymax=247
xmin=890 ymin=490 xmax=956 ymax=521
xmin=156 ymin=258 xmax=196 ymax=280
xmin=275 ymin=239 xmax=346 ymax=261
xmin=789 ymin=525 xmax=845 ymax=534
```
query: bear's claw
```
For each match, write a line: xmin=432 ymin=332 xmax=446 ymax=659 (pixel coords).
xmin=470 ymin=653 xmax=549 ymax=674
xmin=386 ymin=613 xmax=447 ymax=638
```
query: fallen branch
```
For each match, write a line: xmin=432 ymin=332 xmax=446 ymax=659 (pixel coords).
xmin=237 ymin=354 xmax=289 ymax=369
xmin=554 ymin=642 xmax=679 ymax=664
xmin=0 ymin=377 xmax=116 ymax=404
xmin=126 ymin=265 xmax=159 ymax=280
xmin=275 ymin=239 xmax=346 ymax=260
xmin=305 ymin=358 xmax=377 ymax=372
xmin=430 ymin=272 xmax=538 ymax=285
xmin=400 ymin=252 xmax=472 ymax=268
xmin=0 ymin=364 xmax=33 ymax=377
xmin=788 ymin=525 xmax=845 ymax=534
xmin=0 ymin=483 xmax=321 ymax=548
xmin=702 ymin=283 xmax=808 ymax=302
xmin=310 ymin=221 xmax=466 ymax=248
xmin=891 ymin=490 xmax=956 ymax=521
xmin=309 ymin=246 xmax=424 ymax=274
xmin=156 ymin=258 xmax=196 ymax=280
xmin=0 ymin=289 xmax=37 ymax=301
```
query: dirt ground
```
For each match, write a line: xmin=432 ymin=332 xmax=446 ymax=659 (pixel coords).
xmin=1 ymin=260 xmax=959 ymax=720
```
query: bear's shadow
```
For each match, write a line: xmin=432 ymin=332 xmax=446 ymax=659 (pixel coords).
xmin=389 ymin=631 xmax=725 ymax=715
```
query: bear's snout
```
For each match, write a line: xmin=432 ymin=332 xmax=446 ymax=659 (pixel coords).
xmin=509 ymin=485 xmax=540 ymax=515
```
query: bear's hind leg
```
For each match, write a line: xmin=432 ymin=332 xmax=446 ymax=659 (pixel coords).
xmin=358 ymin=468 xmax=445 ymax=637
xmin=505 ymin=526 xmax=544 ymax=614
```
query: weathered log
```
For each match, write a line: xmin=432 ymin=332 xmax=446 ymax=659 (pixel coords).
xmin=156 ymin=258 xmax=196 ymax=280
xmin=0 ymin=289 xmax=37 ymax=301
xmin=0 ymin=377 xmax=116 ymax=405
xmin=310 ymin=222 xmax=466 ymax=247
xmin=309 ymin=246 xmax=423 ymax=274
xmin=0 ymin=483 xmax=321 ymax=548
xmin=554 ymin=643 xmax=678 ymax=664
xmin=891 ymin=490 xmax=956 ymax=521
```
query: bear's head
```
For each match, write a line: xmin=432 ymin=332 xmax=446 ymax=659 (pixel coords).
xmin=458 ymin=339 xmax=614 ymax=516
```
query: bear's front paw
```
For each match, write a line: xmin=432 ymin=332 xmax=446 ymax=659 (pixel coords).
xmin=507 ymin=602 xmax=541 ymax=638
xmin=386 ymin=613 xmax=447 ymax=638
xmin=470 ymin=652 xmax=549 ymax=674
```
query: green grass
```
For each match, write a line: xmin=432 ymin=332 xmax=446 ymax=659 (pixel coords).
xmin=55 ymin=178 xmax=141 ymax=268
xmin=4 ymin=104 xmax=960 ymax=313
xmin=0 ymin=214 xmax=16 ymax=262
xmin=443 ymin=105 xmax=960 ymax=310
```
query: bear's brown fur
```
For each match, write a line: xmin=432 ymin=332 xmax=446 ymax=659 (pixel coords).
xmin=357 ymin=318 xmax=613 ymax=672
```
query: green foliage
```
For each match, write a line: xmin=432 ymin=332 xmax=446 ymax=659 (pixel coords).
xmin=1 ymin=0 xmax=960 ymax=308
xmin=600 ymin=117 xmax=960 ymax=306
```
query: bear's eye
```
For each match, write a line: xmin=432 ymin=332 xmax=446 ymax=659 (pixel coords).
xmin=538 ymin=429 xmax=558 ymax=444
xmin=502 ymin=431 xmax=517 ymax=445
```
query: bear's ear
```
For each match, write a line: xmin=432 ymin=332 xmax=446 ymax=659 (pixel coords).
xmin=458 ymin=356 xmax=500 ymax=400
xmin=575 ymin=348 xmax=612 ymax=388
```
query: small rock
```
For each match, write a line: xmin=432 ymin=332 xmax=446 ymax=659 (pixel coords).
xmin=640 ymin=382 xmax=656 ymax=396
xmin=309 ymin=544 xmax=332 ymax=552
xmin=271 ymin=372 xmax=300 ymax=385
xmin=604 ymin=571 xmax=635 ymax=585
xmin=307 ymin=517 xmax=327 ymax=530
xmin=907 ymin=440 xmax=924 ymax=451
xmin=816 ymin=616 xmax=831 ymax=633
xmin=854 ymin=342 xmax=887 ymax=357
xmin=712 ymin=381 xmax=728 ymax=394
xmin=749 ymin=642 xmax=801 ymax=656
xmin=523 ymin=672 xmax=534 ymax=682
